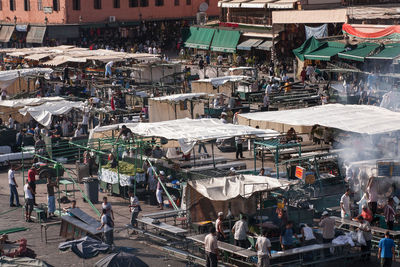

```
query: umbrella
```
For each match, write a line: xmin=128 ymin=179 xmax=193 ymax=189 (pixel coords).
xmin=95 ymin=251 xmax=149 ymax=267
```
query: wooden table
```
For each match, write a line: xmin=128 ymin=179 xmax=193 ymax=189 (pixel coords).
xmin=332 ymin=216 xmax=400 ymax=238
xmin=136 ymin=217 xmax=187 ymax=235
xmin=40 ymin=221 xmax=61 ymax=243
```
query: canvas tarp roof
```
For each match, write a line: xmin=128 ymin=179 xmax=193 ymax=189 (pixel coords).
xmin=0 ymin=256 xmax=50 ymax=267
xmin=292 ymin=37 xmax=323 ymax=61
xmin=43 ymin=56 xmax=87 ymax=66
xmin=128 ymin=118 xmax=279 ymax=154
xmin=241 ymin=0 xmax=276 ymax=8
xmin=338 ymin=43 xmax=379 ymax=62
xmin=272 ymin=8 xmax=347 ymax=24
xmin=239 ymin=104 xmax=400 ymax=135
xmin=188 ymin=175 xmax=296 ymax=201
xmin=19 ymin=100 xmax=85 ymax=127
xmin=195 ymin=75 xmax=251 ymax=87
xmin=0 ymin=96 xmax=64 ymax=108
xmin=151 ymin=93 xmax=207 ymax=102
xmin=268 ymin=0 xmax=297 ymax=9
xmin=257 ymin=40 xmax=273 ymax=51
xmin=0 ymin=68 xmax=53 ymax=90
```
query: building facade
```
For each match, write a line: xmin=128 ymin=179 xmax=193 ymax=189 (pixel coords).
xmin=0 ymin=0 xmax=219 ymax=24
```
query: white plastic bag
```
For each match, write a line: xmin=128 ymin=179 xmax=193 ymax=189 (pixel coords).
xmin=357 ymin=230 xmax=366 ymax=246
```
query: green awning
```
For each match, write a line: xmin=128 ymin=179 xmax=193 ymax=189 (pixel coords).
xmin=211 ymin=29 xmax=241 ymax=53
xmin=293 ymin=37 xmax=323 ymax=61
xmin=304 ymin=41 xmax=346 ymax=61
xmin=338 ymin=43 xmax=379 ymax=62
xmin=366 ymin=45 xmax=400 ymax=60
xmin=184 ymin=27 xmax=215 ymax=50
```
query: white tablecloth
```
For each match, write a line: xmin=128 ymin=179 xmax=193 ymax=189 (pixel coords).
xmin=99 ymin=168 xmax=146 ymax=186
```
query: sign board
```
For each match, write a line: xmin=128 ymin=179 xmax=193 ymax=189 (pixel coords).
xmin=43 ymin=7 xmax=53 ymax=14
xmin=295 ymin=166 xmax=305 ymax=179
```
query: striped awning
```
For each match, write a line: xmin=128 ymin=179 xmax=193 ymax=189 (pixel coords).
xmin=26 ymin=26 xmax=47 ymax=44
xmin=0 ymin=26 xmax=15 ymax=43
xmin=237 ymin=39 xmax=263 ymax=51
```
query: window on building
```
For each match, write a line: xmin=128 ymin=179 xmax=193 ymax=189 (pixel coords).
xmin=53 ymin=0 xmax=59 ymax=11
xmin=129 ymin=0 xmax=138 ymax=7
xmin=140 ymin=0 xmax=148 ymax=7
xmin=155 ymin=0 xmax=163 ymax=6
xmin=37 ymin=0 xmax=42 ymax=10
xmin=24 ymin=0 xmax=29 ymax=11
xmin=113 ymin=0 xmax=120 ymax=8
xmin=9 ymin=0 xmax=15 ymax=11
xmin=186 ymin=0 xmax=191 ymax=5
xmin=94 ymin=0 xmax=101 ymax=9
xmin=72 ymin=0 xmax=80 ymax=10
xmin=174 ymin=0 xmax=179 ymax=5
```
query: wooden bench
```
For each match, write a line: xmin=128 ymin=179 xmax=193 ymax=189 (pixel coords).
xmin=40 ymin=221 xmax=61 ymax=243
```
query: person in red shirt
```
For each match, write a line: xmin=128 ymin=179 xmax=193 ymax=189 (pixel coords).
xmin=361 ymin=205 xmax=373 ymax=223
xmin=300 ymin=67 xmax=307 ymax=84
xmin=27 ymin=166 xmax=38 ymax=206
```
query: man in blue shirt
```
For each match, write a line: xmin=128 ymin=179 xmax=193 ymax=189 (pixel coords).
xmin=280 ymin=221 xmax=298 ymax=250
xmin=378 ymin=231 xmax=395 ymax=267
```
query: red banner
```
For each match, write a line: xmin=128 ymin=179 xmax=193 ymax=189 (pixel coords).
xmin=219 ymin=22 xmax=239 ymax=28
xmin=343 ymin=23 xmax=400 ymax=39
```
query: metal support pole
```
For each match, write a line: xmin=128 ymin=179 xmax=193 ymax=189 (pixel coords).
xmin=212 ymin=142 xmax=216 ymax=169
xmin=254 ymin=141 xmax=257 ymax=174
xmin=276 ymin=147 xmax=279 ymax=179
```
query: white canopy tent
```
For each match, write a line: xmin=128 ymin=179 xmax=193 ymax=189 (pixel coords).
xmin=239 ymin=104 xmax=400 ymax=135
xmin=19 ymin=100 xmax=85 ymax=127
xmin=0 ymin=96 xmax=64 ymax=108
xmin=129 ymin=118 xmax=279 ymax=154
xmin=0 ymin=68 xmax=53 ymax=89
xmin=150 ymin=93 xmax=207 ymax=102
xmin=195 ymin=75 xmax=252 ymax=87
xmin=188 ymin=175 xmax=296 ymax=201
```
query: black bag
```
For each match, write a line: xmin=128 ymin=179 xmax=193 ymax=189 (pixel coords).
xmin=105 ymin=215 xmax=114 ymax=228
xmin=138 ymin=205 xmax=142 ymax=212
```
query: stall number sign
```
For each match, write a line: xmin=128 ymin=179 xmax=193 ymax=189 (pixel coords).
xmin=44 ymin=7 xmax=53 ymax=14
xmin=295 ymin=166 xmax=305 ymax=179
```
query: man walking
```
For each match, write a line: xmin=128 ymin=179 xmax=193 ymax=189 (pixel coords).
xmin=24 ymin=179 xmax=34 ymax=222
xmin=129 ymin=191 xmax=140 ymax=228
xmin=205 ymin=227 xmax=218 ymax=267
xmin=378 ymin=231 xmax=395 ymax=267
xmin=98 ymin=208 xmax=114 ymax=247
xmin=235 ymin=136 xmax=244 ymax=160
xmin=8 ymin=164 xmax=20 ymax=207
xmin=255 ymin=230 xmax=271 ymax=267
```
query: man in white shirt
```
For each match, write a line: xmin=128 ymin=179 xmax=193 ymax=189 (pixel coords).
xmin=8 ymin=164 xmax=20 ymax=207
xmin=8 ymin=115 xmax=14 ymax=129
xmin=81 ymin=113 xmax=89 ymax=135
xmin=255 ymin=230 xmax=271 ymax=267
xmin=232 ymin=214 xmax=249 ymax=248
xmin=204 ymin=227 xmax=218 ymax=267
xmin=105 ymin=61 xmax=114 ymax=78
xmin=300 ymin=224 xmax=316 ymax=245
xmin=24 ymin=179 xmax=34 ymax=222
xmin=217 ymin=55 xmax=223 ymax=65
xmin=340 ymin=188 xmax=351 ymax=219
xmin=129 ymin=191 xmax=140 ymax=227
xmin=263 ymin=93 xmax=270 ymax=111
xmin=102 ymin=196 xmax=114 ymax=220
xmin=265 ymin=81 xmax=272 ymax=95
xmin=97 ymin=208 xmax=114 ymax=246
xmin=74 ymin=125 xmax=82 ymax=138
